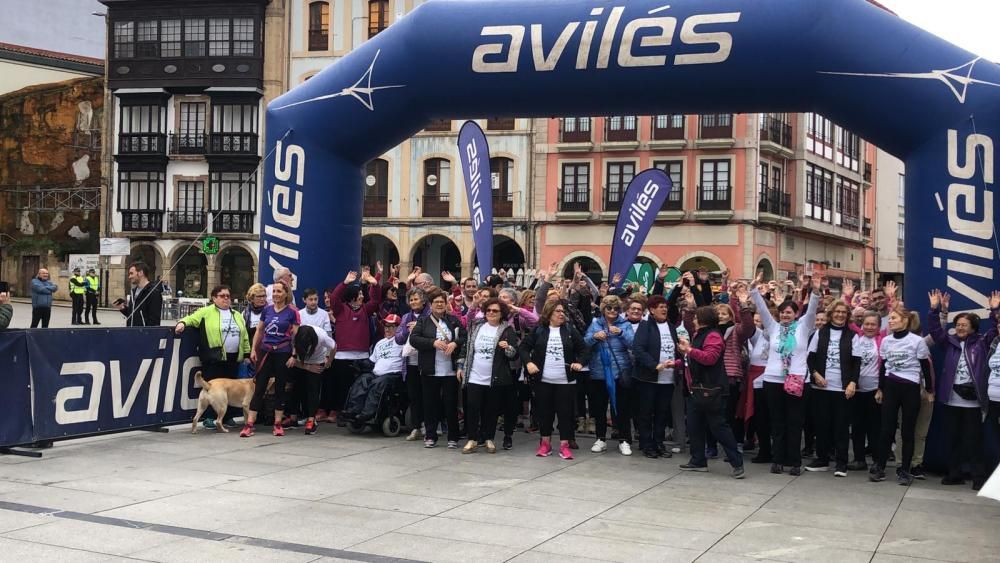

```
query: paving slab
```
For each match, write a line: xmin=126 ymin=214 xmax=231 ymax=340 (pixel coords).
xmin=1 ymin=421 xmax=998 ymax=562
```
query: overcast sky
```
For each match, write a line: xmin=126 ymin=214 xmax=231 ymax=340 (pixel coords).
xmin=0 ymin=0 xmax=994 ymax=66
xmin=878 ymin=0 xmax=1000 ymax=62
xmin=0 ymin=0 xmax=105 ymax=58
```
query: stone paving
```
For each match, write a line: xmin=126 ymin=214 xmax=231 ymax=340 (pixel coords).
xmin=0 ymin=421 xmax=998 ymax=562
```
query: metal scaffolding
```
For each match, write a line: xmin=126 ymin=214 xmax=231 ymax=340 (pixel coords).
xmin=0 ymin=184 xmax=101 ymax=211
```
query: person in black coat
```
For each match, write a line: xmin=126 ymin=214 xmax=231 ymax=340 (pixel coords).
xmin=519 ymin=299 xmax=591 ymax=460
xmin=117 ymin=261 xmax=163 ymax=327
xmin=632 ymin=295 xmax=684 ymax=458
xmin=409 ymin=287 xmax=466 ymax=449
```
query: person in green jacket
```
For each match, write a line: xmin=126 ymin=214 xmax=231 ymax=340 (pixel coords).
xmin=175 ymin=284 xmax=251 ymax=428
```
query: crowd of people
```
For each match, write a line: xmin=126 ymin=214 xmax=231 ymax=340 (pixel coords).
xmin=170 ymin=260 xmax=997 ymax=488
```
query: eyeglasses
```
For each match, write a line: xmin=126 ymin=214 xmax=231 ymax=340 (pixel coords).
xmin=216 ymin=294 xmax=231 ymax=299
xmin=604 ymin=306 xmax=621 ymax=312
xmin=486 ymin=308 xmax=502 ymax=313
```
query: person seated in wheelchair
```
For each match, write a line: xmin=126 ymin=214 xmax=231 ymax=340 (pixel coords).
xmin=342 ymin=314 xmax=405 ymax=422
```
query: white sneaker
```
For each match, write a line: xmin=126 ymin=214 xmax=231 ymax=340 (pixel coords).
xmin=619 ymin=442 xmax=633 ymax=456
xmin=591 ymin=439 xmax=607 ymax=453
xmin=405 ymin=429 xmax=421 ymax=441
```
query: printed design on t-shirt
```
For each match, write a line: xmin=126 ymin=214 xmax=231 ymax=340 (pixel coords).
xmin=435 ymin=322 xmax=452 ymax=342
xmin=546 ymin=341 xmax=565 ymax=364
xmin=475 ymin=333 xmax=498 ymax=362
xmin=264 ymin=316 xmax=285 ymax=338
xmin=759 ymin=336 xmax=769 ymax=360
xmin=883 ymin=350 xmax=911 ymax=371
xmin=955 ymin=351 xmax=973 ymax=385
xmin=989 ymin=354 xmax=1000 ymax=385
xmin=859 ymin=340 xmax=877 ymax=367
xmin=659 ymin=330 xmax=675 ymax=359
xmin=373 ymin=340 xmax=397 ymax=360
xmin=676 ymin=325 xmax=689 ymax=341
xmin=826 ymin=341 xmax=841 ymax=368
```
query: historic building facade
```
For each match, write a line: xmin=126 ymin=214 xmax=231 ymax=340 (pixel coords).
xmin=530 ymin=112 xmax=878 ymax=288
xmin=99 ymin=0 xmax=286 ymax=302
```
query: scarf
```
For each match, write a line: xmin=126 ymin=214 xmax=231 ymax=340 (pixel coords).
xmin=597 ymin=317 xmax=619 ymax=415
xmin=776 ymin=321 xmax=799 ymax=378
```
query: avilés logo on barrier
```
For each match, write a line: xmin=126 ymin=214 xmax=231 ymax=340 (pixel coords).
xmin=609 ymin=168 xmax=672 ymax=285
xmin=458 ymin=121 xmax=494 ymax=282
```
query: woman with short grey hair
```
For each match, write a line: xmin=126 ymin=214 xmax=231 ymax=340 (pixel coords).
xmin=397 ymin=287 xmax=430 ymax=441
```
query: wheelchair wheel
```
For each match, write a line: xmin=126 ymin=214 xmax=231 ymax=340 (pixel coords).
xmin=348 ymin=419 xmax=367 ymax=434
xmin=382 ymin=415 xmax=402 ymax=437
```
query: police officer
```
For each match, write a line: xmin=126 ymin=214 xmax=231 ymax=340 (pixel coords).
xmin=85 ymin=268 xmax=100 ymax=325
xmin=69 ymin=267 xmax=86 ymax=325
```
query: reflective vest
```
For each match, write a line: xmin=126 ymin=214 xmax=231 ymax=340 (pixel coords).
xmin=86 ymin=275 xmax=99 ymax=294
xmin=70 ymin=275 xmax=86 ymax=295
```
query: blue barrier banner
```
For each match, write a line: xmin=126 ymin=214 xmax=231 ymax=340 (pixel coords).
xmin=27 ymin=328 xmax=202 ymax=440
xmin=0 ymin=331 xmax=33 ymax=446
xmin=458 ymin=121 xmax=494 ymax=282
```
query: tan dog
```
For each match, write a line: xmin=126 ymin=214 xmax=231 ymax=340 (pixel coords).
xmin=191 ymin=371 xmax=255 ymax=433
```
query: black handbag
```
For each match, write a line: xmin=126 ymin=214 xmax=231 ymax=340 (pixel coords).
xmin=953 ymin=347 xmax=979 ymax=401
xmin=689 ymin=383 xmax=723 ymax=409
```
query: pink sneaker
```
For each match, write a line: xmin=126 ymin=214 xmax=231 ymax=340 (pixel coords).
xmin=535 ymin=440 xmax=552 ymax=457
xmin=272 ymin=424 xmax=285 ymax=437
xmin=559 ymin=442 xmax=574 ymax=460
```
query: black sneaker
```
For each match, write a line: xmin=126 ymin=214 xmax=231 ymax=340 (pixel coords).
xmin=869 ymin=466 xmax=886 ymax=482
xmin=910 ymin=464 xmax=926 ymax=480
xmin=847 ymin=460 xmax=868 ymax=471
xmin=679 ymin=463 xmax=709 ymax=472
xmin=770 ymin=463 xmax=783 ymax=474
xmin=643 ymin=449 xmax=659 ymax=459
xmin=941 ymin=475 xmax=966 ymax=486
xmin=568 ymin=439 xmax=579 ymax=450
xmin=833 ymin=465 xmax=848 ymax=478
xmin=789 ymin=466 xmax=802 ymax=476
xmin=731 ymin=466 xmax=746 ymax=480
xmin=801 ymin=447 xmax=814 ymax=458
xmin=896 ymin=468 xmax=914 ymax=487
xmin=805 ymin=459 xmax=830 ymax=472
xmin=502 ymin=435 xmax=513 ymax=450
xmin=656 ymin=446 xmax=673 ymax=459
xmin=705 ymin=447 xmax=719 ymax=459
xmin=972 ymin=477 xmax=985 ymax=491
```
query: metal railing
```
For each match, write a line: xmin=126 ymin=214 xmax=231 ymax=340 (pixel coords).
xmin=422 ymin=194 xmax=450 ymax=217
xmin=760 ymin=117 xmax=793 ymax=148
xmin=214 ymin=210 xmax=255 ymax=233
xmin=169 ymin=133 xmax=206 ymax=154
xmin=559 ymin=190 xmax=589 ymax=212
xmin=209 ymin=132 xmax=258 ymax=155
xmin=118 ymin=133 xmax=166 ymax=154
xmin=121 ymin=210 xmax=163 ymax=232
xmin=758 ymin=189 xmax=791 ymax=216
xmin=167 ymin=211 xmax=207 ymax=233
xmin=364 ymin=195 xmax=388 ymax=217
xmin=697 ymin=184 xmax=732 ymax=211
xmin=663 ymin=186 xmax=683 ymax=211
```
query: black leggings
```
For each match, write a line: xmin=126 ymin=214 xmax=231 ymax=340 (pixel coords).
xmin=751 ymin=385 xmax=771 ymax=459
xmin=533 ymin=382 xmax=576 ymax=440
xmin=943 ymin=404 xmax=986 ymax=480
xmin=587 ymin=378 xmax=633 ymax=442
xmin=465 ymin=383 xmax=502 ymax=443
xmin=250 ymin=351 xmax=291 ymax=415
xmin=423 ymin=375 xmax=459 ymax=442
xmin=813 ymin=390 xmax=851 ymax=466
xmin=324 ymin=359 xmax=358 ymax=412
xmin=877 ymin=379 xmax=921 ymax=471
xmin=851 ymin=390 xmax=881 ymax=463
xmin=31 ymin=307 xmax=51 ymax=328
xmin=496 ymin=381 xmax=520 ymax=437
xmin=764 ymin=381 xmax=805 ymax=468
xmin=293 ymin=366 xmax=323 ymax=420
xmin=405 ymin=363 xmax=423 ymax=430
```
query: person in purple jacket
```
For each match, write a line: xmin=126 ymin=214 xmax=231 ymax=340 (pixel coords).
xmin=927 ymin=289 xmax=1000 ymax=491
xmin=396 ymin=287 xmax=429 ymax=441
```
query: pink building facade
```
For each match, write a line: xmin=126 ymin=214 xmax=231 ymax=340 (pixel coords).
xmin=533 ymin=113 xmax=878 ymax=289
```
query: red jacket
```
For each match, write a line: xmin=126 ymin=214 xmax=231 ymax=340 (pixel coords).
xmin=327 ymin=282 xmax=383 ymax=353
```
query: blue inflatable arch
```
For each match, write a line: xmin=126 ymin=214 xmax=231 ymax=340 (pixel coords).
xmin=263 ymin=0 xmax=998 ymax=315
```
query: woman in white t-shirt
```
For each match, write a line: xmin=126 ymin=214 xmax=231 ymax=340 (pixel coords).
xmin=750 ymin=273 xmax=822 ymax=476
xmin=926 ymin=289 xmax=1000 ymax=491
xmin=457 ymin=298 xmax=520 ymax=454
xmin=849 ymin=312 xmax=883 ymax=473
xmin=409 ymin=288 xmax=466 ymax=449
xmin=741 ymin=310 xmax=773 ymax=464
xmin=519 ymin=299 xmax=590 ymax=461
xmin=873 ymin=305 xmax=933 ymax=485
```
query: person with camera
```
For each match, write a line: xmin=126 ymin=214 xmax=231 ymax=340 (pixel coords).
xmin=116 ymin=262 xmax=163 ymax=327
